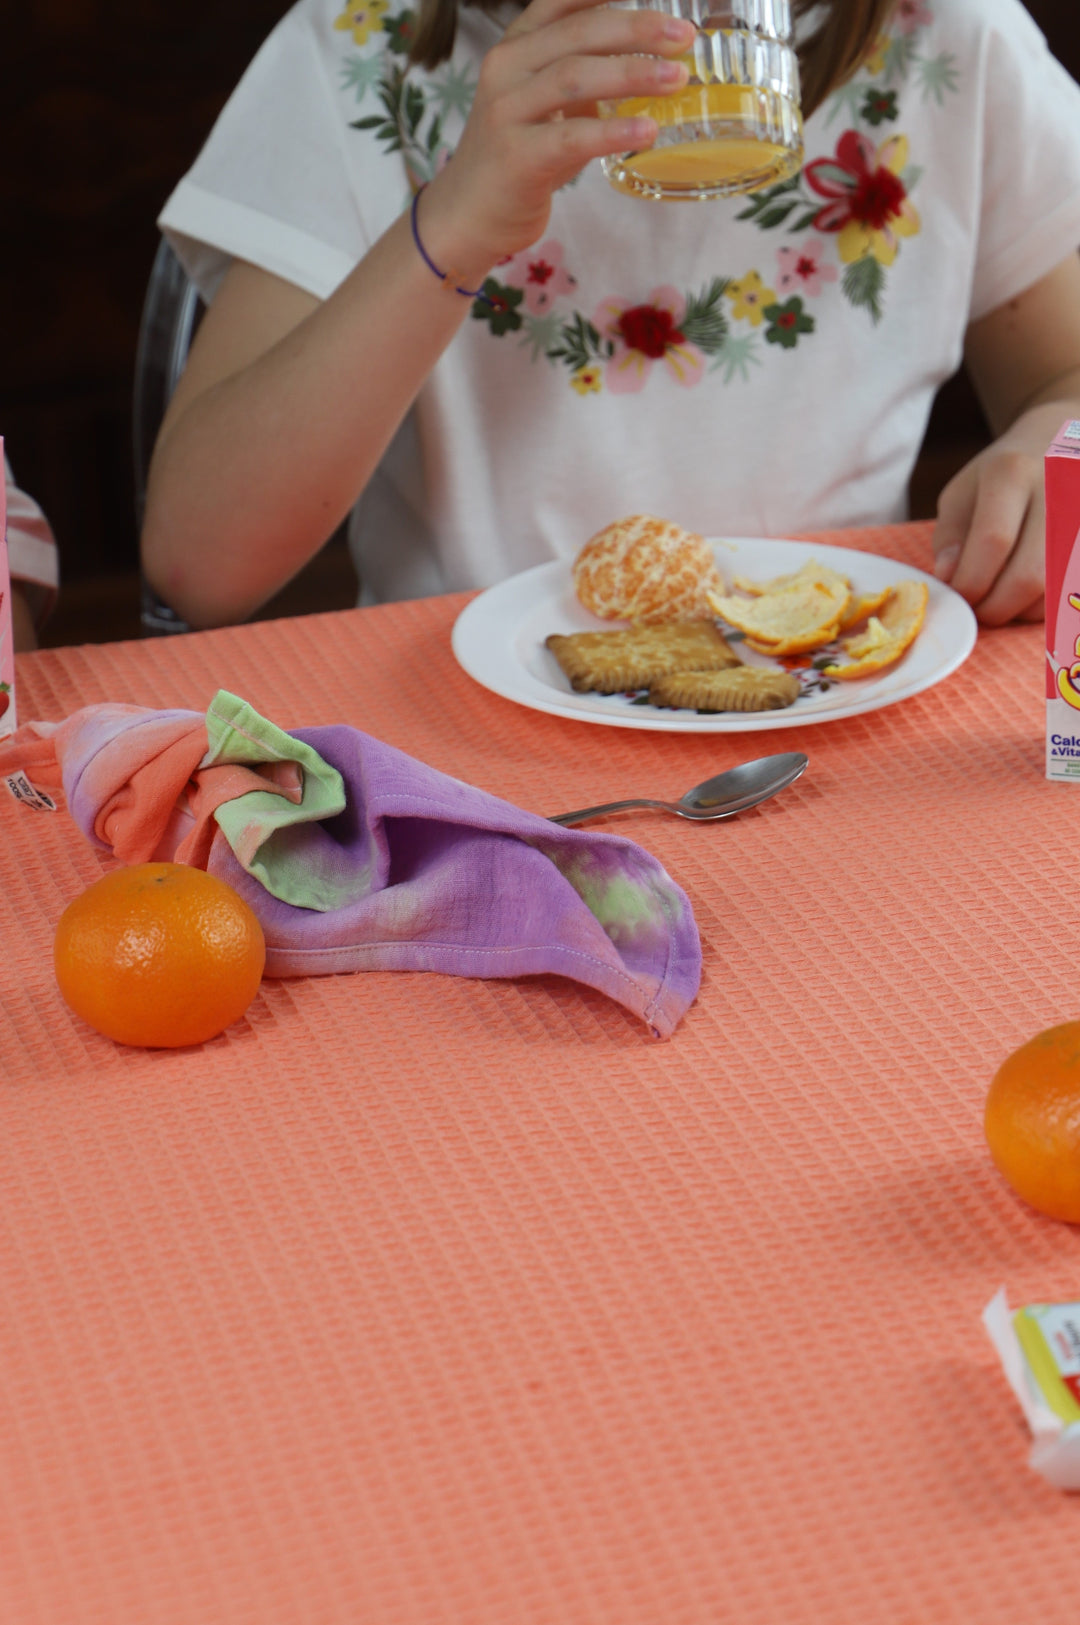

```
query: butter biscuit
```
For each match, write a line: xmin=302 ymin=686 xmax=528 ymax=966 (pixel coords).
xmin=648 ymin=667 xmax=800 ymax=713
xmin=546 ymin=622 xmax=740 ymax=695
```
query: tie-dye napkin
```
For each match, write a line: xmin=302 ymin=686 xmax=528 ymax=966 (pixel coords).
xmin=0 ymin=691 xmax=700 ymax=1037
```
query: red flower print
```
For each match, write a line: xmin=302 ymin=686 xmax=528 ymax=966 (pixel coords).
xmin=616 ymin=303 xmax=686 ymax=359
xmin=593 ymin=286 xmax=705 ymax=393
xmin=803 ymin=131 xmax=920 ymax=266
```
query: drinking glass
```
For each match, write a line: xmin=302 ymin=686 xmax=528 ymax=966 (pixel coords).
xmin=600 ymin=0 xmax=804 ymax=201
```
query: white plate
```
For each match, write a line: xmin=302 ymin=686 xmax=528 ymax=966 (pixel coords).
xmin=451 ymin=537 xmax=978 ymax=733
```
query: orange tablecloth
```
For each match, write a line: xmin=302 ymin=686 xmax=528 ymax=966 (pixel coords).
xmin=2 ymin=523 xmax=1079 ymax=1624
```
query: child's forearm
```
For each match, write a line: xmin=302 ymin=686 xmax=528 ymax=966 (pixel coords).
xmin=141 ymin=208 xmax=486 ymax=628
xmin=142 ymin=0 xmax=695 ymax=628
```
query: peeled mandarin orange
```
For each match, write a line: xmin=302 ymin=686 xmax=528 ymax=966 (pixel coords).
xmin=55 ymin=863 xmax=266 ymax=1048
xmin=984 ymin=1022 xmax=1080 ymax=1222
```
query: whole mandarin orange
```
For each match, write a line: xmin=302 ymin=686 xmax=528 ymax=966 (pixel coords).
xmin=55 ymin=863 xmax=265 ymax=1048
xmin=985 ymin=1022 xmax=1080 ymax=1222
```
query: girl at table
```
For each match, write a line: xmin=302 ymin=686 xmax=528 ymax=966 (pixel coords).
xmin=143 ymin=0 xmax=1080 ymax=631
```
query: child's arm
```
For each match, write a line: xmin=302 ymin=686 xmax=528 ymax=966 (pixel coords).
xmin=932 ymin=252 xmax=1080 ymax=625
xmin=141 ymin=0 xmax=696 ymax=629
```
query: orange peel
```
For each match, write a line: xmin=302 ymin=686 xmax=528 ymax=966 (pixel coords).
xmin=837 ymin=586 xmax=892 ymax=631
xmin=706 ymin=569 xmax=851 ymax=655
xmin=820 ymin=580 xmax=928 ymax=680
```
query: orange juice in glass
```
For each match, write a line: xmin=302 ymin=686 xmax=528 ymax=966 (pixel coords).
xmin=601 ymin=0 xmax=803 ymax=200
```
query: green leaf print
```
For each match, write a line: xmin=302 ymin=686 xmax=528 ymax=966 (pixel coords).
xmin=735 ymin=175 xmax=804 ymax=225
xmin=351 ymin=66 xmax=409 ymax=152
xmin=384 ymin=8 xmax=416 ymax=54
xmin=519 ymin=312 xmax=564 ymax=362
xmin=429 ymin=60 xmax=477 ymax=120
xmin=860 ymin=87 xmax=898 ymax=126
xmin=881 ymin=34 xmax=917 ymax=86
xmin=915 ymin=51 xmax=960 ymax=105
xmin=709 ymin=332 xmax=763 ymax=384
xmin=340 ymin=53 xmax=383 ymax=103
xmin=762 ymin=297 xmax=814 ymax=349
xmin=680 ymin=278 xmax=730 ymax=354
xmin=471 ymin=281 xmax=524 ymax=336
xmin=547 ymin=312 xmax=612 ymax=372
xmin=842 ymin=256 xmax=885 ymax=324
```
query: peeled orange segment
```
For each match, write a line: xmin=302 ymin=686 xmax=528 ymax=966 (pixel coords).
xmin=573 ymin=515 xmax=724 ymax=624
xmin=838 ymin=586 xmax=892 ymax=631
xmin=821 ymin=579 xmax=929 ymax=680
xmin=706 ymin=575 xmax=851 ymax=655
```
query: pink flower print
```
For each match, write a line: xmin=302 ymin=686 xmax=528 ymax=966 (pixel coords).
xmin=593 ymin=286 xmax=705 ymax=394
xmin=775 ymin=239 xmax=839 ymax=298
xmin=892 ymin=0 xmax=932 ymax=34
xmin=499 ymin=240 xmax=576 ymax=314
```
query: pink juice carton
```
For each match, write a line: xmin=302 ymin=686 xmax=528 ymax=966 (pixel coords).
xmin=0 ymin=443 xmax=16 ymax=740
xmin=1046 ymin=420 xmax=1080 ymax=780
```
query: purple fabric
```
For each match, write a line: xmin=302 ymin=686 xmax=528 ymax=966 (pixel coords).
xmin=204 ymin=726 xmax=701 ymax=1038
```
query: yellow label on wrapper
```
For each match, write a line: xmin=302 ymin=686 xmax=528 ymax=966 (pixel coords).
xmin=984 ymin=1289 xmax=1080 ymax=1489
xmin=1012 ymin=1304 xmax=1080 ymax=1426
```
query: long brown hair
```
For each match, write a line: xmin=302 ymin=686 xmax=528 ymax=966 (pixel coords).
xmin=408 ymin=0 xmax=897 ymax=121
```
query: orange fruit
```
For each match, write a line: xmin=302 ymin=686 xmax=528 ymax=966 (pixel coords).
xmin=985 ymin=1022 xmax=1080 ymax=1221
xmin=55 ymin=863 xmax=266 ymax=1048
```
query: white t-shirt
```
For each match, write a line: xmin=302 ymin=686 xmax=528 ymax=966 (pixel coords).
xmin=160 ymin=0 xmax=1080 ymax=604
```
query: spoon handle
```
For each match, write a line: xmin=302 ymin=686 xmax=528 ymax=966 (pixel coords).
xmin=548 ymin=798 xmax=671 ymax=827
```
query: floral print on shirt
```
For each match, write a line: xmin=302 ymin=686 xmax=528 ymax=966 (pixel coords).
xmin=337 ymin=0 xmax=958 ymax=393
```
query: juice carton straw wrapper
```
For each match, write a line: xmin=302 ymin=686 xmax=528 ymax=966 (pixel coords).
xmin=984 ymin=1289 xmax=1080 ymax=1489
xmin=1045 ymin=419 xmax=1080 ymax=780
xmin=0 ymin=444 xmax=16 ymax=740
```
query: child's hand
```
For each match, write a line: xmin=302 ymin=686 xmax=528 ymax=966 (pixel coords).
xmin=931 ymin=413 xmax=1052 ymax=627
xmin=418 ymin=0 xmax=695 ymax=280
xmin=936 ymin=256 xmax=1080 ymax=625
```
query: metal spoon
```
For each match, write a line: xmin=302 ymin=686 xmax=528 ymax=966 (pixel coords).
xmin=548 ymin=751 xmax=809 ymax=827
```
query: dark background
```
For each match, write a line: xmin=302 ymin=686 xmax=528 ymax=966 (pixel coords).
xmin=2 ymin=0 xmax=1077 ymax=646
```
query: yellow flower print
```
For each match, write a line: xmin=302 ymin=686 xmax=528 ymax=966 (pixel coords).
xmin=571 ymin=365 xmax=603 ymax=395
xmin=333 ymin=0 xmax=390 ymax=47
xmin=862 ymin=35 xmax=889 ymax=76
xmin=726 ymin=271 xmax=777 ymax=328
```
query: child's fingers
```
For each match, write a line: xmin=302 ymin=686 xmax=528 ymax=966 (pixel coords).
xmin=937 ymin=449 xmax=1040 ymax=611
xmin=931 ymin=461 xmax=977 ymax=583
xmin=520 ymin=113 xmax=662 ymax=181
xmin=968 ymin=496 xmax=1045 ymax=626
xmin=509 ymin=50 xmax=688 ymax=126
xmin=502 ymin=3 xmax=695 ymax=70
xmin=505 ymin=0 xmax=682 ymax=43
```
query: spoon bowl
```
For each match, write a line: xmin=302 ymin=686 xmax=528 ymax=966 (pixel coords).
xmin=548 ymin=751 xmax=808 ymax=826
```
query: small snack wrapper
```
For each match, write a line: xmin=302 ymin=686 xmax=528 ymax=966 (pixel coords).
xmin=984 ymin=1288 xmax=1080 ymax=1489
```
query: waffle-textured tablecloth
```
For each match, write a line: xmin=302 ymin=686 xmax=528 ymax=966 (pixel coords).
xmin=2 ymin=523 xmax=1079 ymax=1625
